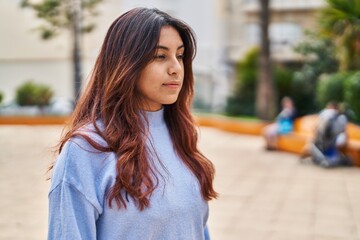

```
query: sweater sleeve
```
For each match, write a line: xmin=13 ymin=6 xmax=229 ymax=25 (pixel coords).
xmin=204 ymin=224 xmax=211 ymax=240
xmin=48 ymin=181 xmax=99 ymax=240
xmin=47 ymin=137 xmax=109 ymax=240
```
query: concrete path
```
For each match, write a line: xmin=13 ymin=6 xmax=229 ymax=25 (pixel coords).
xmin=1 ymin=125 xmax=360 ymax=240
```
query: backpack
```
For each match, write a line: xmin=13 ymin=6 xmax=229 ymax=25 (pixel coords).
xmin=314 ymin=113 xmax=340 ymax=152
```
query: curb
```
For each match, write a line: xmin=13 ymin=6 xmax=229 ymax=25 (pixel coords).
xmin=0 ymin=116 xmax=69 ymax=125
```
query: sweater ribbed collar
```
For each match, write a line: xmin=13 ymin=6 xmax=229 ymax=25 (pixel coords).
xmin=144 ymin=107 xmax=165 ymax=128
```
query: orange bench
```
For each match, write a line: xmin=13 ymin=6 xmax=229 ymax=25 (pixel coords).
xmin=277 ymin=115 xmax=360 ymax=166
xmin=195 ymin=116 xmax=268 ymax=136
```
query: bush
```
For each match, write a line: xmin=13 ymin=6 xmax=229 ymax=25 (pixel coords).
xmin=292 ymin=32 xmax=339 ymax=115
xmin=316 ymin=72 xmax=352 ymax=108
xmin=225 ymin=48 xmax=259 ymax=116
xmin=226 ymin=95 xmax=255 ymax=116
xmin=290 ymin=68 xmax=317 ymax=115
xmin=275 ymin=65 xmax=294 ymax=102
xmin=16 ymin=81 xmax=53 ymax=107
xmin=225 ymin=47 xmax=297 ymax=117
xmin=345 ymin=72 xmax=360 ymax=123
xmin=0 ymin=91 xmax=3 ymax=104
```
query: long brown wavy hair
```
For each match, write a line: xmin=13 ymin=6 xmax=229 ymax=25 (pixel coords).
xmin=56 ymin=7 xmax=217 ymax=210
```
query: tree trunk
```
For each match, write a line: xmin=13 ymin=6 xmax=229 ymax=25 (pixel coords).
xmin=256 ymin=0 xmax=277 ymax=120
xmin=71 ymin=0 xmax=83 ymax=104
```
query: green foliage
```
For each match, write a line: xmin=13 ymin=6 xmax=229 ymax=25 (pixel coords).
xmin=16 ymin=81 xmax=54 ymax=107
xmin=294 ymin=33 xmax=339 ymax=75
xmin=290 ymin=71 xmax=317 ymax=115
xmin=20 ymin=0 xmax=103 ymax=40
xmin=225 ymin=48 xmax=296 ymax=116
xmin=225 ymin=48 xmax=259 ymax=116
xmin=192 ymin=97 xmax=212 ymax=112
xmin=236 ymin=47 xmax=259 ymax=90
xmin=345 ymin=72 xmax=360 ymax=122
xmin=0 ymin=91 xmax=3 ymax=104
xmin=292 ymin=32 xmax=339 ymax=115
xmin=275 ymin=65 xmax=294 ymax=101
xmin=316 ymin=72 xmax=352 ymax=108
xmin=319 ymin=0 xmax=360 ymax=70
xmin=226 ymin=95 xmax=255 ymax=116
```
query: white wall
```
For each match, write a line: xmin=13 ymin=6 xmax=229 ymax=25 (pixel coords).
xmin=0 ymin=0 xmax=230 ymax=111
xmin=0 ymin=0 xmax=121 ymax=103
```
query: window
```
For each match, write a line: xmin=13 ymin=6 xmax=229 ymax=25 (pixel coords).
xmin=270 ymin=22 xmax=302 ymax=47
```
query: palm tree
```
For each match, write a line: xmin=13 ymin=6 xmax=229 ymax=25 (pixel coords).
xmin=256 ymin=0 xmax=277 ymax=120
xmin=319 ymin=0 xmax=360 ymax=70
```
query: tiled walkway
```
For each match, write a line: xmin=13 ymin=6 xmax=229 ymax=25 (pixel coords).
xmin=0 ymin=125 xmax=359 ymax=240
xmin=201 ymin=127 xmax=360 ymax=240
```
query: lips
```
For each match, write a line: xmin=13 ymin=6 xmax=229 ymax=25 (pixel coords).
xmin=162 ymin=81 xmax=181 ymax=88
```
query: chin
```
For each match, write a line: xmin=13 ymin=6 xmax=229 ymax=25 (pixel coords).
xmin=163 ymin=98 xmax=178 ymax=105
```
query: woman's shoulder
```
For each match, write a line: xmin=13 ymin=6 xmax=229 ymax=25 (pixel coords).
xmin=49 ymin=123 xmax=116 ymax=195
xmin=75 ymin=120 xmax=109 ymax=147
xmin=53 ymin=138 xmax=114 ymax=177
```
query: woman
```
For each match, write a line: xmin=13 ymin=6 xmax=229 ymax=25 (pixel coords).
xmin=48 ymin=7 xmax=217 ymax=240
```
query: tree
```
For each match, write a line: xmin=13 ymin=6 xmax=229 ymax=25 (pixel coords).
xmin=21 ymin=0 xmax=103 ymax=103
xmin=225 ymin=47 xmax=294 ymax=117
xmin=256 ymin=0 xmax=277 ymax=120
xmin=319 ymin=0 xmax=360 ymax=70
xmin=292 ymin=32 xmax=339 ymax=115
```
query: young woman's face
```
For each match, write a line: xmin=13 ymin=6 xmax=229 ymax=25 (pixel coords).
xmin=137 ymin=26 xmax=185 ymax=111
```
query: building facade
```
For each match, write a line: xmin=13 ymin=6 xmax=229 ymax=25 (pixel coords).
xmin=0 ymin=0 xmax=325 ymax=112
xmin=225 ymin=0 xmax=325 ymax=63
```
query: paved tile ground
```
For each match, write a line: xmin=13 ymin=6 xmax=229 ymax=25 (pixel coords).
xmin=1 ymin=125 xmax=360 ymax=240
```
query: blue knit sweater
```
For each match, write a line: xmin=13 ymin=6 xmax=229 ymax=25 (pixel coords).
xmin=48 ymin=108 xmax=210 ymax=240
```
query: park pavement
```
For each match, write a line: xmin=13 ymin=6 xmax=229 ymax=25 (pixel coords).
xmin=0 ymin=125 xmax=360 ymax=240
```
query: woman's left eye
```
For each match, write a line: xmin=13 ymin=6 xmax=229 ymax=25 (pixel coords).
xmin=177 ymin=54 xmax=184 ymax=60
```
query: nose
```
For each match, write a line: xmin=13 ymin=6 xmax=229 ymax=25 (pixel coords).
xmin=168 ymin=57 xmax=183 ymax=76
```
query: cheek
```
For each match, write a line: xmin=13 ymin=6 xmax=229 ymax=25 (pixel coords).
xmin=137 ymin=76 xmax=161 ymax=99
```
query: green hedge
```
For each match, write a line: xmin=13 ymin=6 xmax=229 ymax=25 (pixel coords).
xmin=316 ymin=72 xmax=352 ymax=108
xmin=16 ymin=81 xmax=53 ymax=107
xmin=225 ymin=48 xmax=258 ymax=116
xmin=225 ymin=47 xmax=296 ymax=117
xmin=345 ymin=72 xmax=360 ymax=122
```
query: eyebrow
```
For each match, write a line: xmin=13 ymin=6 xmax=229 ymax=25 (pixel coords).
xmin=156 ymin=45 xmax=184 ymax=51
